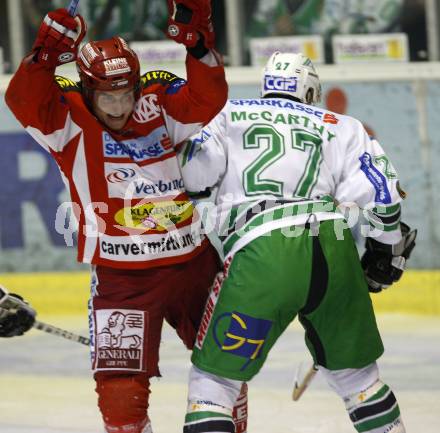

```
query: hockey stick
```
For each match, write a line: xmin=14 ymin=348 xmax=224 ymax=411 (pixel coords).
xmin=0 ymin=303 xmax=90 ymax=346
xmin=67 ymin=0 xmax=80 ymax=16
xmin=33 ymin=319 xmax=90 ymax=346
xmin=0 ymin=285 xmax=90 ymax=346
xmin=292 ymin=363 xmax=319 ymax=401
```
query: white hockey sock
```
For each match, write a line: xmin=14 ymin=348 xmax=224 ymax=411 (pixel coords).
xmin=184 ymin=366 xmax=241 ymax=433
xmin=346 ymin=382 xmax=405 ymax=433
xmin=321 ymin=363 xmax=405 ymax=433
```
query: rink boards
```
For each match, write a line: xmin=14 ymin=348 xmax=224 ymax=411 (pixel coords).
xmin=0 ymin=270 xmax=439 ymax=316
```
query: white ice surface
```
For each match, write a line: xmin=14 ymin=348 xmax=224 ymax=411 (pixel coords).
xmin=0 ymin=314 xmax=439 ymax=433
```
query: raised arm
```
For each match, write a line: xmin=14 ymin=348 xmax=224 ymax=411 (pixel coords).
xmin=162 ymin=1 xmax=228 ymax=144
xmin=5 ymin=8 xmax=85 ymax=146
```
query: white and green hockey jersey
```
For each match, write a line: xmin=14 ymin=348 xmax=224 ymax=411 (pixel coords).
xmin=179 ymin=98 xmax=404 ymax=259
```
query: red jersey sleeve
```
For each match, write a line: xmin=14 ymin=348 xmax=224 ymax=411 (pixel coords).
xmin=160 ymin=53 xmax=227 ymax=145
xmin=5 ymin=60 xmax=79 ymax=153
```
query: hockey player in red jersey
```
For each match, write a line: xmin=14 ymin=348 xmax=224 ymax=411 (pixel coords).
xmin=4 ymin=2 xmax=248 ymax=433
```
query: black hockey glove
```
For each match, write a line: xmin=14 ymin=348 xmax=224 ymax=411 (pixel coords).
xmin=0 ymin=287 xmax=36 ymax=337
xmin=361 ymin=222 xmax=417 ymax=293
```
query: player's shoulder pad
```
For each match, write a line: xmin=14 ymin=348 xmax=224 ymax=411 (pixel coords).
xmin=140 ymin=70 xmax=186 ymax=94
xmin=54 ymin=75 xmax=81 ymax=93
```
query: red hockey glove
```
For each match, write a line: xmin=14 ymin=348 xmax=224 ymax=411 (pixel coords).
xmin=32 ymin=8 xmax=86 ymax=68
xmin=166 ymin=0 xmax=215 ymax=49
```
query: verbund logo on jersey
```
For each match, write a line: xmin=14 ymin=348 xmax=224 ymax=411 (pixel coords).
xmin=264 ymin=75 xmax=297 ymax=93
xmin=102 ymin=125 xmax=172 ymax=162
xmin=131 ymin=178 xmax=184 ymax=196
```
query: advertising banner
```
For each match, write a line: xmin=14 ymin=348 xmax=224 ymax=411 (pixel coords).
xmin=130 ymin=40 xmax=186 ymax=68
xmin=245 ymin=0 xmax=426 ymax=62
xmin=0 ymin=132 xmax=81 ymax=271
xmin=332 ymin=33 xmax=409 ymax=63
xmin=249 ymin=36 xmax=324 ymax=66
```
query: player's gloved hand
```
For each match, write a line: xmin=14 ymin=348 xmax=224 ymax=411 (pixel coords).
xmin=0 ymin=287 xmax=36 ymax=337
xmin=361 ymin=222 xmax=417 ymax=293
xmin=166 ymin=0 xmax=215 ymax=49
xmin=32 ymin=8 xmax=86 ymax=68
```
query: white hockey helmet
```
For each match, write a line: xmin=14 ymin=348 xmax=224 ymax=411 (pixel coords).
xmin=261 ymin=52 xmax=322 ymax=105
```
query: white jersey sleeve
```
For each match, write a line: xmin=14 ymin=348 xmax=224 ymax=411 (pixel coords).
xmin=178 ymin=110 xmax=227 ymax=193
xmin=334 ymin=117 xmax=403 ymax=244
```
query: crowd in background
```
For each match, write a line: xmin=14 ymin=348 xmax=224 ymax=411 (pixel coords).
xmin=0 ymin=0 xmax=430 ymax=72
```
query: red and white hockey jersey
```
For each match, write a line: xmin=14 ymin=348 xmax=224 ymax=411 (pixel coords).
xmin=5 ymin=54 xmax=227 ymax=269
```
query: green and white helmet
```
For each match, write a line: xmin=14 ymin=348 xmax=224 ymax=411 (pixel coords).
xmin=261 ymin=52 xmax=322 ymax=105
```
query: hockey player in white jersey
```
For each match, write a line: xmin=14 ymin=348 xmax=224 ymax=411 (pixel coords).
xmin=178 ymin=52 xmax=417 ymax=433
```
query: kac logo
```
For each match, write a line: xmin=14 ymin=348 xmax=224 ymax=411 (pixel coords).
xmin=264 ymin=75 xmax=298 ymax=93
xmin=133 ymin=94 xmax=161 ymax=123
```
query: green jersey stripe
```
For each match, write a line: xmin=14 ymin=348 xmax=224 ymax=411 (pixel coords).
xmin=185 ymin=412 xmax=232 ymax=423
xmin=373 ymin=203 xmax=401 ymax=216
xmin=222 ymin=199 xmax=338 ymax=256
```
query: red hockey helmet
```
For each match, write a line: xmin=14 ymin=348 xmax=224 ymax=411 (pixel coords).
xmin=76 ymin=36 xmax=141 ymax=100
